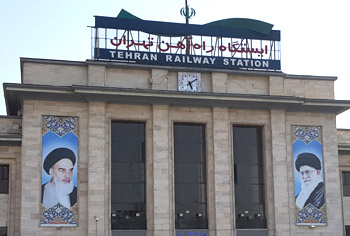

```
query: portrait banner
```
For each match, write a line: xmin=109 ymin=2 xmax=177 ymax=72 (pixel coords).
xmin=40 ymin=115 xmax=79 ymax=226
xmin=292 ymin=125 xmax=326 ymax=225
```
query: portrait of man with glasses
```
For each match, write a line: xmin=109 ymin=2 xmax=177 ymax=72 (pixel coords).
xmin=295 ymin=152 xmax=325 ymax=209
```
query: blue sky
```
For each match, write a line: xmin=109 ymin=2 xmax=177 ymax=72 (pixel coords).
xmin=1 ymin=0 xmax=350 ymax=127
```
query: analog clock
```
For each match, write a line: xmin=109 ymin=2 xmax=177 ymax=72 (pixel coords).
xmin=178 ymin=72 xmax=201 ymax=92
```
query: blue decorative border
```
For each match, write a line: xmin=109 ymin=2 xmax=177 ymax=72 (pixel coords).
xmin=41 ymin=203 xmax=77 ymax=225
xmin=293 ymin=126 xmax=321 ymax=144
xmin=41 ymin=115 xmax=79 ymax=226
xmin=292 ymin=125 xmax=326 ymax=226
xmin=296 ymin=204 xmax=326 ymax=225
xmin=43 ymin=116 xmax=79 ymax=137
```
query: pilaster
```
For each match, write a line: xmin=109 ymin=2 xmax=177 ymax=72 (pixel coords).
xmin=212 ymin=73 xmax=228 ymax=93
xmin=151 ymin=69 xmax=169 ymax=90
xmin=270 ymin=109 xmax=291 ymax=235
xmin=88 ymin=65 xmax=106 ymax=87
xmin=87 ymin=102 xmax=106 ymax=236
xmin=269 ymin=76 xmax=284 ymax=96
xmin=213 ymin=107 xmax=233 ymax=236
xmin=152 ymin=104 xmax=172 ymax=236
xmin=20 ymin=101 xmax=41 ymax=235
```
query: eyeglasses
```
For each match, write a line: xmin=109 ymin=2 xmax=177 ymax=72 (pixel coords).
xmin=300 ymin=169 xmax=316 ymax=176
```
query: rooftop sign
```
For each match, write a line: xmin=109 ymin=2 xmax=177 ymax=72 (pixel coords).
xmin=92 ymin=10 xmax=281 ymax=71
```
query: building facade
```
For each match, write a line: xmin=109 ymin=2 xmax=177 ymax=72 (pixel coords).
xmin=1 ymin=13 xmax=350 ymax=236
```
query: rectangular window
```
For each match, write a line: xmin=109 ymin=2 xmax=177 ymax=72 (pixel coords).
xmin=233 ymin=126 xmax=266 ymax=229
xmin=174 ymin=124 xmax=208 ymax=229
xmin=0 ymin=165 xmax=9 ymax=194
xmin=342 ymin=172 xmax=350 ymax=196
xmin=0 ymin=227 xmax=7 ymax=236
xmin=111 ymin=122 xmax=146 ymax=230
xmin=346 ymin=225 xmax=350 ymax=236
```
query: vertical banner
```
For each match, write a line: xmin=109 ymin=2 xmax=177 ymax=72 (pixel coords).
xmin=292 ymin=125 xmax=326 ymax=225
xmin=41 ymin=116 xmax=79 ymax=226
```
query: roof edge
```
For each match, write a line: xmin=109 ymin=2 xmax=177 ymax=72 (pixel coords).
xmin=20 ymin=57 xmax=86 ymax=66
xmin=285 ymin=74 xmax=337 ymax=81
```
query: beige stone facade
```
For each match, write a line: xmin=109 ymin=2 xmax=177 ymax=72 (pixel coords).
xmin=1 ymin=57 xmax=350 ymax=235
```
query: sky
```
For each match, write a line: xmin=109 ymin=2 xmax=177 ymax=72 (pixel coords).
xmin=1 ymin=0 xmax=349 ymax=127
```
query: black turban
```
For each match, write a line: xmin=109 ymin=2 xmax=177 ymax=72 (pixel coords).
xmin=295 ymin=152 xmax=321 ymax=172
xmin=43 ymin=147 xmax=76 ymax=174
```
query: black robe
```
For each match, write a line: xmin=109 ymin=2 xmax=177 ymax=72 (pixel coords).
xmin=296 ymin=182 xmax=325 ymax=209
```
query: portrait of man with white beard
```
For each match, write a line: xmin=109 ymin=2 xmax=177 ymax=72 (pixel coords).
xmin=295 ymin=152 xmax=325 ymax=209
xmin=42 ymin=147 xmax=77 ymax=209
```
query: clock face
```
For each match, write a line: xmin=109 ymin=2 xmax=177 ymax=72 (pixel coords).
xmin=178 ymin=72 xmax=201 ymax=92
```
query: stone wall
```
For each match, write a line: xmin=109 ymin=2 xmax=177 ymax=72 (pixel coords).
xmin=0 ymin=116 xmax=22 ymax=236
xmin=21 ymin=59 xmax=335 ymax=99
xmin=10 ymin=59 xmax=343 ymax=235
xmin=13 ymin=99 xmax=341 ymax=235
xmin=338 ymin=129 xmax=350 ymax=227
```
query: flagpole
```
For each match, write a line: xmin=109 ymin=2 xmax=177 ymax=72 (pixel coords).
xmin=185 ymin=0 xmax=190 ymax=54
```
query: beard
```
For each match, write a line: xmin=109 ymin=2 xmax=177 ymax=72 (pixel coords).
xmin=296 ymin=174 xmax=322 ymax=209
xmin=53 ymin=178 xmax=74 ymax=196
xmin=301 ymin=175 xmax=321 ymax=193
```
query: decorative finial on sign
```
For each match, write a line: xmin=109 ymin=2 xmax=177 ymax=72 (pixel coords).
xmin=180 ymin=0 xmax=196 ymax=24
xmin=180 ymin=0 xmax=195 ymax=55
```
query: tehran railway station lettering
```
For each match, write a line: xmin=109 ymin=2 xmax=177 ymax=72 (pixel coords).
xmin=105 ymin=50 xmax=271 ymax=70
xmin=92 ymin=10 xmax=281 ymax=71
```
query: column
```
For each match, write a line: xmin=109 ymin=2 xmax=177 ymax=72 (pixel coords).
xmin=87 ymin=102 xmax=106 ymax=236
xmin=88 ymin=65 xmax=106 ymax=87
xmin=151 ymin=69 xmax=169 ymax=90
xmin=212 ymin=107 xmax=233 ymax=236
xmin=212 ymin=73 xmax=228 ymax=93
xmin=152 ymin=104 xmax=172 ymax=236
xmin=270 ymin=109 xmax=291 ymax=235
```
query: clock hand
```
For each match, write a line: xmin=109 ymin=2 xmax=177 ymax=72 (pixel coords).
xmin=187 ymin=79 xmax=197 ymax=90
xmin=190 ymin=78 xmax=198 ymax=84
xmin=187 ymin=81 xmax=193 ymax=90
